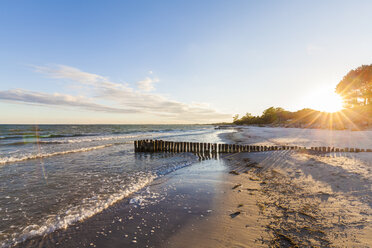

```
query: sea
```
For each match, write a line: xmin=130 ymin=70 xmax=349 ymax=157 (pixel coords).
xmin=0 ymin=124 xmax=230 ymax=247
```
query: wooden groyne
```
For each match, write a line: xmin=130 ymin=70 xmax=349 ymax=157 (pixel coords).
xmin=134 ymin=140 xmax=372 ymax=153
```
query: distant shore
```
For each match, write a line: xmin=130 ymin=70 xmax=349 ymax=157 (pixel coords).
xmin=215 ymin=123 xmax=372 ymax=131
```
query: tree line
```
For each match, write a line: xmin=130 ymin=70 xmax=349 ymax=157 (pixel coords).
xmin=233 ymin=64 xmax=372 ymax=129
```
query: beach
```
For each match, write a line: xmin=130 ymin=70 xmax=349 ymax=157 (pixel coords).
xmin=1 ymin=125 xmax=372 ymax=247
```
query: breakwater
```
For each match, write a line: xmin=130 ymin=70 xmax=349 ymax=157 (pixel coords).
xmin=134 ymin=140 xmax=372 ymax=153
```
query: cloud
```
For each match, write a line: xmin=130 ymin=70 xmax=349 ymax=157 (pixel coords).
xmin=136 ymin=77 xmax=159 ymax=92
xmin=32 ymin=65 xmax=107 ymax=85
xmin=0 ymin=89 xmax=137 ymax=113
xmin=0 ymin=64 xmax=231 ymax=123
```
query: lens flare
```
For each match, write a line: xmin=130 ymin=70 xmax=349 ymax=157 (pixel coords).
xmin=302 ymin=87 xmax=344 ymax=113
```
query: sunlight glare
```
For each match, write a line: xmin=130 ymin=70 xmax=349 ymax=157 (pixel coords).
xmin=303 ymin=87 xmax=344 ymax=113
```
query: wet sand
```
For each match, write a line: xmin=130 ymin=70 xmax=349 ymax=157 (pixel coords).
xmin=16 ymin=157 xmax=230 ymax=248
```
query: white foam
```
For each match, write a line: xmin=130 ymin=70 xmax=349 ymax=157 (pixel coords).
xmin=1 ymin=173 xmax=156 ymax=248
xmin=0 ymin=144 xmax=113 ymax=165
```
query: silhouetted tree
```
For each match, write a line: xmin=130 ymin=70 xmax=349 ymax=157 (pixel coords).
xmin=336 ymin=64 xmax=372 ymax=107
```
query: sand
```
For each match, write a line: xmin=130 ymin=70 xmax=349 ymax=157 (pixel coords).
xmin=169 ymin=126 xmax=372 ymax=247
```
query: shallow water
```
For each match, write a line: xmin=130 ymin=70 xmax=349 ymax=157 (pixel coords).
xmin=0 ymin=124 xmax=229 ymax=247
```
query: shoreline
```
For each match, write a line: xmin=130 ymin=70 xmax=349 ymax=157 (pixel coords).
xmin=14 ymin=155 xmax=230 ymax=248
xmin=216 ymin=124 xmax=372 ymax=132
xmin=13 ymin=126 xmax=372 ymax=247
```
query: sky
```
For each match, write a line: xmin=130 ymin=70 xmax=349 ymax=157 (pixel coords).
xmin=0 ymin=0 xmax=371 ymax=124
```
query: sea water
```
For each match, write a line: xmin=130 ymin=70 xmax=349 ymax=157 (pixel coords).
xmin=0 ymin=124 xmax=229 ymax=247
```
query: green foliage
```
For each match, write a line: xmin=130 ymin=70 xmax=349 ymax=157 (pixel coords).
xmin=233 ymin=107 xmax=294 ymax=125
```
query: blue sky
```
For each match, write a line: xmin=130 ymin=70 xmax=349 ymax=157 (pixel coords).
xmin=0 ymin=0 xmax=371 ymax=124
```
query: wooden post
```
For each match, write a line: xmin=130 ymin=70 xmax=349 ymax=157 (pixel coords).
xmin=154 ymin=140 xmax=158 ymax=152
xmin=151 ymin=140 xmax=155 ymax=152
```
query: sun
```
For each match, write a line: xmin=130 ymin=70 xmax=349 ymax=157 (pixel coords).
xmin=303 ymin=87 xmax=344 ymax=113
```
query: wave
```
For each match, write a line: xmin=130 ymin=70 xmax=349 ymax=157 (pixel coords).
xmin=1 ymin=173 xmax=156 ymax=248
xmin=0 ymin=144 xmax=114 ymax=165
xmin=47 ymin=133 xmax=98 ymax=138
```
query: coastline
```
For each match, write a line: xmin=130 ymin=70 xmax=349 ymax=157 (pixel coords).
xmin=13 ymin=126 xmax=372 ymax=247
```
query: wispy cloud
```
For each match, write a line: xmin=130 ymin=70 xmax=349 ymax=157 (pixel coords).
xmin=0 ymin=65 xmax=231 ymax=122
xmin=136 ymin=77 xmax=159 ymax=92
xmin=0 ymin=89 xmax=137 ymax=113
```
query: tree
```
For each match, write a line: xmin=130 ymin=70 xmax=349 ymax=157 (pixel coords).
xmin=261 ymin=107 xmax=277 ymax=123
xmin=336 ymin=64 xmax=372 ymax=107
xmin=233 ymin=114 xmax=239 ymax=123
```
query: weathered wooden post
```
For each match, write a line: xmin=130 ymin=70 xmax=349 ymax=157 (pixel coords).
xmin=166 ymin=141 xmax=170 ymax=152
xmin=134 ymin=140 xmax=138 ymax=152
xmin=146 ymin=140 xmax=150 ymax=152
xmin=143 ymin=140 xmax=147 ymax=152
xmin=154 ymin=140 xmax=158 ymax=152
